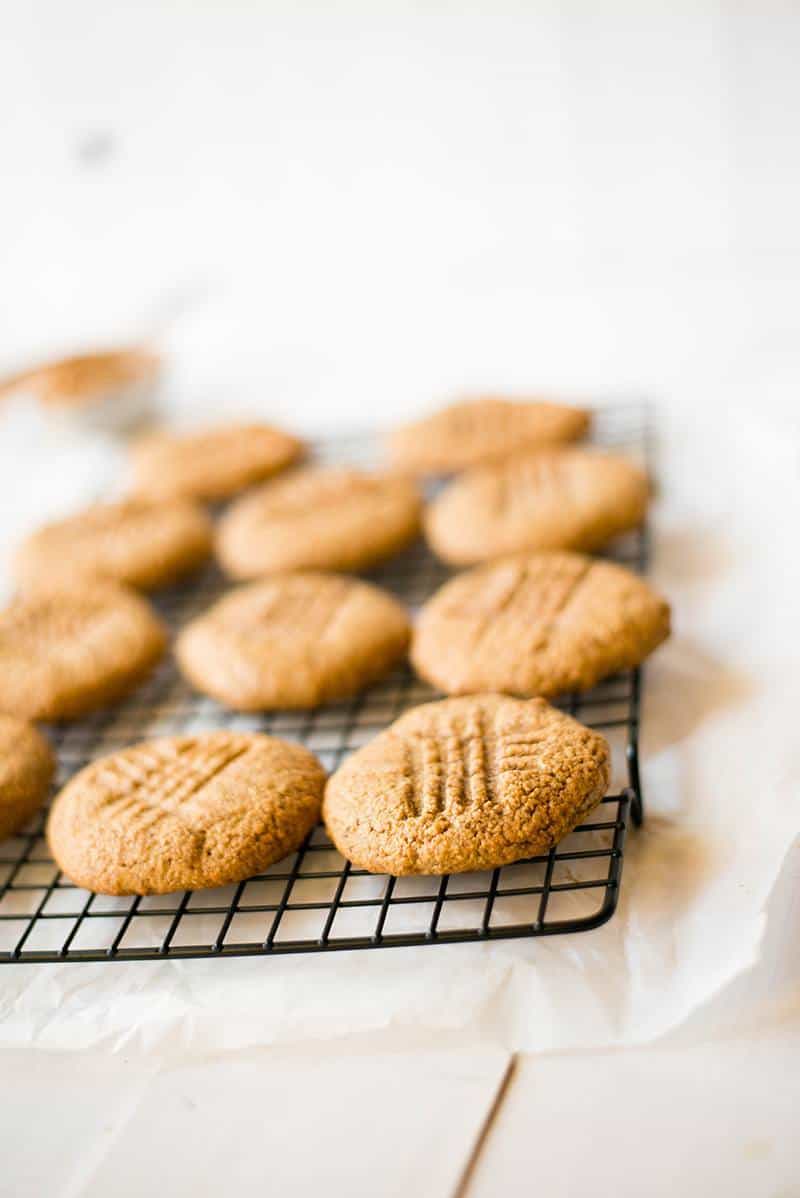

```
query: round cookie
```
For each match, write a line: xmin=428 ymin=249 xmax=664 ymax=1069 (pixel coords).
xmin=0 ymin=716 xmax=55 ymax=841
xmin=388 ymin=397 xmax=590 ymax=475
xmin=131 ymin=422 xmax=304 ymax=501
xmin=425 ymin=449 xmax=649 ymax=565
xmin=0 ymin=583 xmax=167 ymax=722
xmin=176 ymin=573 xmax=411 ymax=710
xmin=14 ymin=498 xmax=213 ymax=593
xmin=323 ymin=694 xmax=610 ymax=875
xmin=411 ymin=552 xmax=670 ymax=698
xmin=47 ymin=732 xmax=326 ymax=894
xmin=216 ymin=467 xmax=421 ymax=578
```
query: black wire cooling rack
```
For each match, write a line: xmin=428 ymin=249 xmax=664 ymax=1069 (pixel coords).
xmin=0 ymin=403 xmax=651 ymax=962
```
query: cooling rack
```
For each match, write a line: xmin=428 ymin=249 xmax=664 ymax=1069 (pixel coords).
xmin=0 ymin=403 xmax=650 ymax=962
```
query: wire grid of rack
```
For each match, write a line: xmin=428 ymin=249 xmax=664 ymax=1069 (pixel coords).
xmin=0 ymin=403 xmax=651 ymax=962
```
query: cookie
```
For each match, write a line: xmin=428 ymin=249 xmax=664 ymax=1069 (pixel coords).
xmin=0 ymin=583 xmax=167 ymax=722
xmin=176 ymin=573 xmax=410 ymax=710
xmin=216 ymin=467 xmax=421 ymax=578
xmin=14 ymin=498 xmax=213 ymax=593
xmin=131 ymin=422 xmax=304 ymax=501
xmin=1 ymin=347 xmax=159 ymax=408
xmin=411 ymin=552 xmax=670 ymax=698
xmin=388 ymin=397 xmax=590 ymax=475
xmin=47 ymin=731 xmax=326 ymax=894
xmin=425 ymin=449 xmax=649 ymax=565
xmin=0 ymin=716 xmax=55 ymax=841
xmin=323 ymin=694 xmax=610 ymax=875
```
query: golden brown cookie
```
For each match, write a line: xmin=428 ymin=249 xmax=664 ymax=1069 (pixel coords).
xmin=47 ymin=732 xmax=326 ymax=894
xmin=14 ymin=498 xmax=213 ymax=593
xmin=0 ymin=348 xmax=161 ymax=433
xmin=323 ymin=694 xmax=610 ymax=875
xmin=0 ymin=348 xmax=159 ymax=408
xmin=216 ymin=467 xmax=421 ymax=578
xmin=411 ymin=552 xmax=670 ymax=698
xmin=425 ymin=449 xmax=649 ymax=565
xmin=131 ymin=422 xmax=304 ymax=501
xmin=0 ymin=583 xmax=167 ymax=722
xmin=388 ymin=397 xmax=590 ymax=475
xmin=176 ymin=573 xmax=410 ymax=710
xmin=0 ymin=716 xmax=55 ymax=841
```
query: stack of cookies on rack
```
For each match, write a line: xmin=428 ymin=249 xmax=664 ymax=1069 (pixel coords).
xmin=0 ymin=390 xmax=670 ymax=897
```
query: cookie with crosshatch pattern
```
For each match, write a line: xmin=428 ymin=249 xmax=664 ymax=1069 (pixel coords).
xmin=0 ymin=715 xmax=55 ymax=841
xmin=0 ymin=582 xmax=166 ymax=722
xmin=424 ymin=448 xmax=649 ymax=565
xmin=47 ymin=731 xmax=326 ymax=895
xmin=14 ymin=497 xmax=213 ymax=594
xmin=131 ymin=422 xmax=305 ymax=502
xmin=323 ymin=694 xmax=610 ymax=875
xmin=411 ymin=552 xmax=670 ymax=699
xmin=387 ymin=396 xmax=590 ymax=475
xmin=176 ymin=572 xmax=411 ymax=710
xmin=215 ymin=466 xmax=422 ymax=578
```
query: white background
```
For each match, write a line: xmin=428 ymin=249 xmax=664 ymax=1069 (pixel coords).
xmin=2 ymin=4 xmax=800 ymax=1196
xmin=2 ymin=0 xmax=800 ymax=434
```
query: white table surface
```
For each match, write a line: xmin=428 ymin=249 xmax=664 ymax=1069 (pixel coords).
xmin=2 ymin=3 xmax=799 ymax=1193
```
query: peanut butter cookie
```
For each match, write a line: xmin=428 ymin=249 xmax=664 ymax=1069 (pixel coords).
xmin=14 ymin=498 xmax=213 ymax=593
xmin=131 ymin=422 xmax=304 ymax=501
xmin=47 ymin=732 xmax=326 ymax=894
xmin=216 ymin=467 xmax=421 ymax=578
xmin=388 ymin=397 xmax=590 ymax=475
xmin=0 ymin=583 xmax=167 ymax=722
xmin=0 ymin=716 xmax=55 ymax=841
xmin=411 ymin=552 xmax=670 ymax=698
xmin=176 ymin=573 xmax=410 ymax=710
xmin=0 ymin=347 xmax=159 ymax=409
xmin=323 ymin=694 xmax=610 ymax=875
xmin=425 ymin=449 xmax=649 ymax=565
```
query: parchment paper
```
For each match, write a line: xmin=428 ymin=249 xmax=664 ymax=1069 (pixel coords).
xmin=0 ymin=399 xmax=797 ymax=1061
